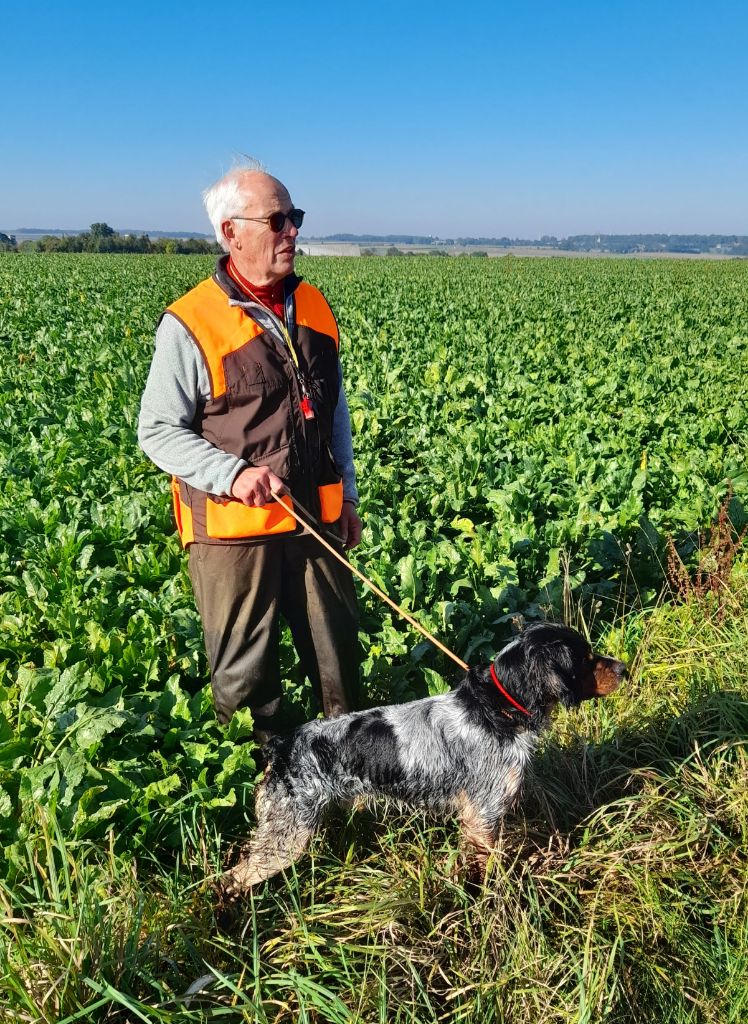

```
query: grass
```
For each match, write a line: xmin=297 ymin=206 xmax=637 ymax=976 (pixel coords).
xmin=2 ymin=558 xmax=747 ymax=1022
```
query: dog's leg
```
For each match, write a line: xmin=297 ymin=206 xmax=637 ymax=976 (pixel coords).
xmin=221 ymin=820 xmax=312 ymax=894
xmin=219 ymin=777 xmax=317 ymax=897
xmin=454 ymin=793 xmax=499 ymax=879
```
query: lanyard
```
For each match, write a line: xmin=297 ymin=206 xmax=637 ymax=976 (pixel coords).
xmin=239 ymin=284 xmax=315 ymax=420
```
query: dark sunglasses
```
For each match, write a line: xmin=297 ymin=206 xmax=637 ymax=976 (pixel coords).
xmin=233 ymin=208 xmax=305 ymax=232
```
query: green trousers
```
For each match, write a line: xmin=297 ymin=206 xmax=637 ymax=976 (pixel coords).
xmin=188 ymin=534 xmax=360 ymax=727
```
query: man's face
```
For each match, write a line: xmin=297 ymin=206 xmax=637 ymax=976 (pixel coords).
xmin=223 ymin=174 xmax=299 ymax=286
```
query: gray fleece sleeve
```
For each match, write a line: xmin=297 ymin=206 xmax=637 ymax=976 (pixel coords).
xmin=137 ymin=314 xmax=247 ymax=495
xmin=330 ymin=367 xmax=359 ymax=505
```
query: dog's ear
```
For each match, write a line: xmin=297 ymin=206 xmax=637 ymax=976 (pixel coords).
xmin=529 ymin=644 xmax=578 ymax=707
xmin=518 ymin=626 xmax=591 ymax=709
xmin=547 ymin=648 xmax=586 ymax=708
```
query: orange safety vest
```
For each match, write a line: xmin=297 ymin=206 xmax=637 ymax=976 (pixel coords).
xmin=165 ymin=266 xmax=344 ymax=546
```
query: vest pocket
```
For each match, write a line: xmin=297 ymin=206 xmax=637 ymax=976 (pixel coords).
xmin=205 ymin=495 xmax=297 ymax=538
xmin=316 ymin=443 xmax=343 ymax=522
xmin=317 ymin=481 xmax=343 ymax=523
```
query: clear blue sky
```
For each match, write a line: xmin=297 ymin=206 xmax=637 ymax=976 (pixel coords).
xmin=2 ymin=0 xmax=747 ymax=237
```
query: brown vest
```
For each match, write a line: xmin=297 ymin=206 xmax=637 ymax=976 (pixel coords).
xmin=166 ymin=268 xmax=343 ymax=546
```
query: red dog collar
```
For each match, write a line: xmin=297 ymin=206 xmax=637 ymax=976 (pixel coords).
xmin=490 ymin=663 xmax=530 ymax=716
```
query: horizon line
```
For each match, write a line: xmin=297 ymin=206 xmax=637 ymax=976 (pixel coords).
xmin=4 ymin=227 xmax=748 ymax=240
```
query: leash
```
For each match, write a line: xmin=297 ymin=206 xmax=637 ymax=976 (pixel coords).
xmin=272 ymin=492 xmax=469 ymax=672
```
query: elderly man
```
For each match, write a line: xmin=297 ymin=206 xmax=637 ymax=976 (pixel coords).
xmin=139 ymin=163 xmax=361 ymax=735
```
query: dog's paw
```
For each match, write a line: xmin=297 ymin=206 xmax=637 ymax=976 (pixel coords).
xmin=214 ymin=870 xmax=249 ymax=904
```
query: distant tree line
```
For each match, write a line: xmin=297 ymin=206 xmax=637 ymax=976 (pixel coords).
xmin=7 ymin=223 xmax=222 ymax=255
xmin=321 ymin=233 xmax=748 ymax=255
xmin=5 ymin=226 xmax=748 ymax=257
xmin=555 ymin=234 xmax=748 ymax=255
xmin=327 ymin=233 xmax=437 ymax=245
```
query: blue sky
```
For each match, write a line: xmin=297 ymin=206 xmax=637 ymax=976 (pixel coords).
xmin=2 ymin=0 xmax=747 ymax=237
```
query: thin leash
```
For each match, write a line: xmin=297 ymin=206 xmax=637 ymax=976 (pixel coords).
xmin=272 ymin=492 xmax=469 ymax=672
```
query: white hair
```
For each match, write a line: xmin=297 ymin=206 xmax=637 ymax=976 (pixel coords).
xmin=203 ymin=157 xmax=268 ymax=251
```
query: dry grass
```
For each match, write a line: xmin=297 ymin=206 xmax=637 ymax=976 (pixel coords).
xmin=2 ymin=561 xmax=747 ymax=1022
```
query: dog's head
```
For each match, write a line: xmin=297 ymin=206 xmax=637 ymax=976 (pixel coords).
xmin=491 ymin=622 xmax=626 ymax=717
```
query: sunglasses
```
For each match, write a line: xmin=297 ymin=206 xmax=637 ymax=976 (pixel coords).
xmin=232 ymin=208 xmax=305 ymax=232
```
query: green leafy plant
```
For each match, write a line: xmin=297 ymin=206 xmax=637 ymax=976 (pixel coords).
xmin=0 ymin=252 xmax=746 ymax=1022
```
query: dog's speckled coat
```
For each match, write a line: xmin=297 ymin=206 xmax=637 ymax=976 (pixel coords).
xmin=220 ymin=623 xmax=626 ymax=894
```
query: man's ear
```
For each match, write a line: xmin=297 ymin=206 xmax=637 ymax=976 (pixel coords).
xmin=222 ymin=219 xmax=237 ymax=247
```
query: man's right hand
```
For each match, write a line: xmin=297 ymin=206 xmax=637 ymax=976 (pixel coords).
xmin=231 ymin=467 xmax=286 ymax=506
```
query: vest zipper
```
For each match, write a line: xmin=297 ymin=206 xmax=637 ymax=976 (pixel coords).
xmin=236 ymin=299 xmax=317 ymax=502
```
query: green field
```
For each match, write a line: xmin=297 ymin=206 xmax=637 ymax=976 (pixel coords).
xmin=1 ymin=253 xmax=746 ymax=1022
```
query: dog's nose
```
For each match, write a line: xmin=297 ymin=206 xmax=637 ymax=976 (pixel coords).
xmin=612 ymin=659 xmax=628 ymax=681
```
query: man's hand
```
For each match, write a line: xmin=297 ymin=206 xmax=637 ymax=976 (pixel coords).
xmin=231 ymin=467 xmax=286 ymax=506
xmin=338 ymin=501 xmax=362 ymax=550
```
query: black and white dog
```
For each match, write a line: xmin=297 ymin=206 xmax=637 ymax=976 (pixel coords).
xmin=220 ymin=623 xmax=626 ymax=895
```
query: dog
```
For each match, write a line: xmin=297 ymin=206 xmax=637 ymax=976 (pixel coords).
xmin=219 ymin=623 xmax=626 ymax=896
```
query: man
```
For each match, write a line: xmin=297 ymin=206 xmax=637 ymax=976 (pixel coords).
xmin=139 ymin=163 xmax=361 ymax=735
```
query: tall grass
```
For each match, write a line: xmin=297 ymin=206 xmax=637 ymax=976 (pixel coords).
xmin=2 ymin=563 xmax=747 ymax=1022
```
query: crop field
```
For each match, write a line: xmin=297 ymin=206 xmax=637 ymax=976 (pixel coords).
xmin=0 ymin=253 xmax=747 ymax=1021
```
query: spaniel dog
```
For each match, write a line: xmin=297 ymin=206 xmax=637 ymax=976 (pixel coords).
xmin=220 ymin=622 xmax=626 ymax=895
